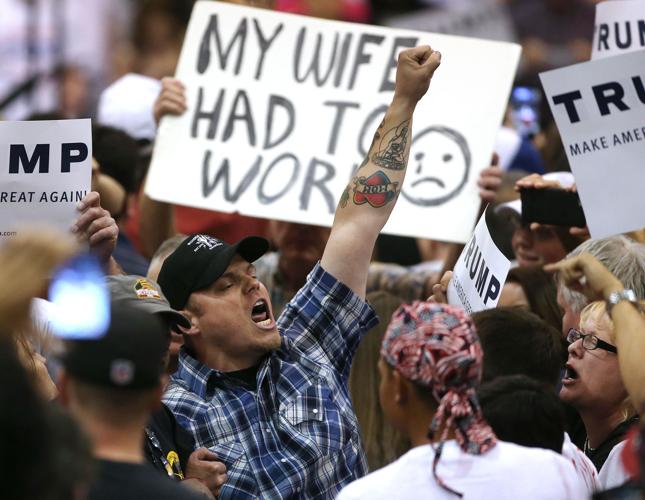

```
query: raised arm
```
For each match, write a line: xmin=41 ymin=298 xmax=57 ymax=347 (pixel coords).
xmin=321 ymin=46 xmax=441 ymax=298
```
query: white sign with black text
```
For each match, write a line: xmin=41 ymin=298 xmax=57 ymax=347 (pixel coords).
xmin=146 ymin=1 xmax=520 ymax=244
xmin=0 ymin=119 xmax=92 ymax=238
xmin=592 ymin=0 xmax=645 ymax=60
xmin=447 ymin=209 xmax=510 ymax=314
xmin=540 ymin=51 xmax=645 ymax=238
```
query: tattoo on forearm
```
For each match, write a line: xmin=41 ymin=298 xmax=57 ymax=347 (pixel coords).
xmin=341 ymin=170 xmax=400 ymax=208
xmin=372 ymin=119 xmax=411 ymax=171
xmin=358 ymin=119 xmax=385 ymax=171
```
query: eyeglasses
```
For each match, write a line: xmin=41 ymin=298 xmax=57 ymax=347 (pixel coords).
xmin=567 ymin=328 xmax=617 ymax=354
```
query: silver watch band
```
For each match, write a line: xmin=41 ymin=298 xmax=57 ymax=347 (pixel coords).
xmin=606 ymin=289 xmax=640 ymax=315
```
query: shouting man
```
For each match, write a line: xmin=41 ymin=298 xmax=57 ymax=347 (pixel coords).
xmin=157 ymin=46 xmax=442 ymax=498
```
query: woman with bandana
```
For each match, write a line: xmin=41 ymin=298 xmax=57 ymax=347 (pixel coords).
xmin=338 ymin=302 xmax=586 ymax=499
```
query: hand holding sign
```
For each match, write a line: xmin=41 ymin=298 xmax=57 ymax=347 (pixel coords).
xmin=72 ymin=191 xmax=119 ymax=266
xmin=154 ymin=77 xmax=188 ymax=125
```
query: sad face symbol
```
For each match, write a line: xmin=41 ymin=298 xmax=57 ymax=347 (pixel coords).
xmin=402 ymin=126 xmax=471 ymax=207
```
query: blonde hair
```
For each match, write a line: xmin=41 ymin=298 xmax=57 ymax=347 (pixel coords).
xmin=579 ymin=301 xmax=613 ymax=336
xmin=0 ymin=230 xmax=77 ymax=336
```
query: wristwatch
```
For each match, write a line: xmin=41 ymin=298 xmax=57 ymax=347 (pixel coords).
xmin=606 ymin=289 xmax=642 ymax=315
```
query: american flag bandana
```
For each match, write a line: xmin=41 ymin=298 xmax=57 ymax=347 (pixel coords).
xmin=381 ymin=302 xmax=497 ymax=497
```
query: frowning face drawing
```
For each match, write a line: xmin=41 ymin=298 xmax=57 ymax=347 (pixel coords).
xmin=402 ymin=126 xmax=471 ymax=207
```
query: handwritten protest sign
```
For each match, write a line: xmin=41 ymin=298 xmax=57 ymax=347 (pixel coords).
xmin=592 ymin=0 xmax=645 ymax=59
xmin=447 ymin=209 xmax=510 ymax=313
xmin=147 ymin=1 xmax=520 ymax=243
xmin=0 ymin=119 xmax=91 ymax=238
xmin=540 ymin=50 xmax=645 ymax=239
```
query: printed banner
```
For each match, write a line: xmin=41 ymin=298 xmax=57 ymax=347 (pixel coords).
xmin=0 ymin=119 xmax=92 ymax=238
xmin=592 ymin=0 xmax=645 ymax=59
xmin=147 ymin=1 xmax=520 ymax=243
xmin=540 ymin=51 xmax=645 ymax=238
xmin=447 ymin=208 xmax=511 ymax=314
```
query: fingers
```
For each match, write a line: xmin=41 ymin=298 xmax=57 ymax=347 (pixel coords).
xmin=88 ymin=224 xmax=118 ymax=246
xmin=428 ymin=271 xmax=452 ymax=304
xmin=155 ymin=77 xmax=187 ymax=123
xmin=161 ymin=76 xmax=185 ymax=93
xmin=77 ymin=191 xmax=100 ymax=211
xmin=439 ymin=270 xmax=453 ymax=288
xmin=192 ymin=447 xmax=218 ymax=461
xmin=72 ymin=206 xmax=110 ymax=234
xmin=569 ymin=226 xmax=590 ymax=238
xmin=514 ymin=173 xmax=561 ymax=192
xmin=477 ymin=166 xmax=503 ymax=203
xmin=406 ymin=45 xmax=433 ymax=63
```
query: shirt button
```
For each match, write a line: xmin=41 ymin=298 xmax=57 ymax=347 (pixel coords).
xmin=296 ymin=488 xmax=301 ymax=493
xmin=266 ymin=428 xmax=271 ymax=433
xmin=281 ymin=458 xmax=287 ymax=463
xmin=312 ymin=409 xmax=319 ymax=414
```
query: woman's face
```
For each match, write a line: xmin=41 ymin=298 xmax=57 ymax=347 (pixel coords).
xmin=512 ymin=226 xmax=567 ymax=267
xmin=560 ymin=312 xmax=626 ymax=414
xmin=498 ymin=281 xmax=529 ymax=308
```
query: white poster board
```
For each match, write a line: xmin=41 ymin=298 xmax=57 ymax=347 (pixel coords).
xmin=592 ymin=0 xmax=645 ymax=59
xmin=540 ymin=51 xmax=645 ymax=239
xmin=147 ymin=1 xmax=520 ymax=244
xmin=0 ymin=119 xmax=92 ymax=238
xmin=447 ymin=209 xmax=510 ymax=314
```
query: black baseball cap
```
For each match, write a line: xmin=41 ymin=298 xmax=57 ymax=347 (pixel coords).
xmin=61 ymin=304 xmax=167 ymax=390
xmin=157 ymin=234 xmax=269 ymax=310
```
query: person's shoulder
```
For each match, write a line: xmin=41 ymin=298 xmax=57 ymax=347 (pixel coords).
xmin=493 ymin=440 xmax=575 ymax=471
xmin=90 ymin=460 xmax=203 ymax=500
xmin=337 ymin=459 xmax=401 ymax=499
xmin=338 ymin=446 xmax=432 ymax=500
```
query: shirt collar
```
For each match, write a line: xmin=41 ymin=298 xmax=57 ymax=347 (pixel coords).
xmin=174 ymin=347 xmax=278 ymax=398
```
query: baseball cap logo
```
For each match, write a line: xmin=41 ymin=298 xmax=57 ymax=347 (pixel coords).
xmin=187 ymin=235 xmax=224 ymax=252
xmin=134 ymin=279 xmax=161 ymax=299
xmin=110 ymin=359 xmax=135 ymax=386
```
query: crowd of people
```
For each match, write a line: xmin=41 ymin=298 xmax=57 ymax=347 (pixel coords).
xmin=2 ymin=0 xmax=645 ymax=499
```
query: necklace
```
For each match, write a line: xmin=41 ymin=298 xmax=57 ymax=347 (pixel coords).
xmin=583 ymin=438 xmax=597 ymax=455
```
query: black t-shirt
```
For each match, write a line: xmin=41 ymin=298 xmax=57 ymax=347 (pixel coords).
xmin=226 ymin=364 xmax=260 ymax=390
xmin=586 ymin=417 xmax=639 ymax=471
xmin=88 ymin=459 xmax=205 ymax=500
xmin=145 ymin=404 xmax=195 ymax=480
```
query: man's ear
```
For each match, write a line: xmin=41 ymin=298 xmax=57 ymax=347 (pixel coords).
xmin=179 ymin=308 xmax=201 ymax=337
xmin=392 ymin=369 xmax=409 ymax=406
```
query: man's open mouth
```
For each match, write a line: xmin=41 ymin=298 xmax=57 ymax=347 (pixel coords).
xmin=251 ymin=299 xmax=272 ymax=327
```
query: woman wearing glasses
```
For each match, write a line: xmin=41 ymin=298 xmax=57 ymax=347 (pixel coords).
xmin=560 ymin=301 xmax=638 ymax=472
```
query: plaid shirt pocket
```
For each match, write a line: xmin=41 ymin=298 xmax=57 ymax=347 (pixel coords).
xmin=279 ymin=380 xmax=349 ymax=459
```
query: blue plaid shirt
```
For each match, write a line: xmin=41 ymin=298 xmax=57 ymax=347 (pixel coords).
xmin=163 ymin=263 xmax=378 ymax=499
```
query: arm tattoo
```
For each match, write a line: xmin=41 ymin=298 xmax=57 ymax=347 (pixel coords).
xmin=372 ymin=119 xmax=411 ymax=171
xmin=345 ymin=170 xmax=400 ymax=208
xmin=358 ymin=119 xmax=385 ymax=171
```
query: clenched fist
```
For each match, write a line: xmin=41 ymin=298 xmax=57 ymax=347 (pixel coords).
xmin=394 ymin=45 xmax=442 ymax=110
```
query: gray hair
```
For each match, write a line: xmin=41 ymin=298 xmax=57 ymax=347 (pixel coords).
xmin=558 ymin=235 xmax=645 ymax=313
